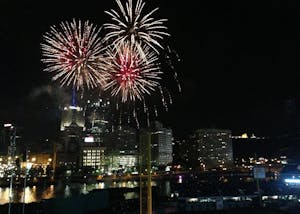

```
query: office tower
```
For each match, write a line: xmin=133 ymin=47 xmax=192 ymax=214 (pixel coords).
xmin=151 ymin=121 xmax=173 ymax=166
xmin=56 ymin=105 xmax=85 ymax=167
xmin=189 ymin=129 xmax=233 ymax=170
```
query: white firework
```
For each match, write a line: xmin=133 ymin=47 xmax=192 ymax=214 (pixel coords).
xmin=41 ymin=19 xmax=106 ymax=90
xmin=104 ymin=0 xmax=170 ymax=54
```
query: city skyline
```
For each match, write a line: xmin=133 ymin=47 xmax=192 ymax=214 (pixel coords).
xmin=0 ymin=1 xmax=300 ymax=139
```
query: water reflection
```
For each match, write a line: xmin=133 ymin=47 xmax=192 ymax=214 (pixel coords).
xmin=0 ymin=180 xmax=139 ymax=205
xmin=64 ymin=185 xmax=71 ymax=197
xmin=41 ymin=185 xmax=55 ymax=200
xmin=81 ymin=183 xmax=88 ymax=195
xmin=24 ymin=187 xmax=37 ymax=203
xmin=178 ymin=175 xmax=182 ymax=184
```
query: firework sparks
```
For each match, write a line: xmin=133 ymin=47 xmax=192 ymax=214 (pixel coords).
xmin=103 ymin=41 xmax=162 ymax=102
xmin=104 ymin=0 xmax=169 ymax=54
xmin=41 ymin=19 xmax=106 ymax=90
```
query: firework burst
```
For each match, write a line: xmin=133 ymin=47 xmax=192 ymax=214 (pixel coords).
xmin=41 ymin=19 xmax=106 ymax=90
xmin=104 ymin=0 xmax=169 ymax=54
xmin=103 ymin=41 xmax=161 ymax=103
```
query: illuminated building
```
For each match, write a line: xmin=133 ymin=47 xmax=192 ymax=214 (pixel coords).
xmin=82 ymin=98 xmax=138 ymax=172
xmin=173 ymin=139 xmax=185 ymax=165
xmin=231 ymin=133 xmax=266 ymax=140
xmin=151 ymin=121 xmax=173 ymax=166
xmin=105 ymin=152 xmax=138 ymax=172
xmin=0 ymin=126 xmax=11 ymax=156
xmin=80 ymin=140 xmax=105 ymax=169
xmin=188 ymin=129 xmax=233 ymax=170
xmin=56 ymin=105 xmax=85 ymax=167
xmin=0 ymin=124 xmax=23 ymax=157
xmin=60 ymin=105 xmax=85 ymax=131
xmin=104 ymin=125 xmax=138 ymax=172
xmin=27 ymin=153 xmax=52 ymax=169
xmin=118 ymin=154 xmax=137 ymax=168
xmin=84 ymin=98 xmax=112 ymax=144
xmin=104 ymin=125 xmax=137 ymax=152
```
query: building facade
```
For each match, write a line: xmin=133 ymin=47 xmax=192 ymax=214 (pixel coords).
xmin=56 ymin=105 xmax=85 ymax=168
xmin=151 ymin=121 xmax=173 ymax=166
xmin=188 ymin=129 xmax=233 ymax=170
xmin=80 ymin=142 xmax=105 ymax=170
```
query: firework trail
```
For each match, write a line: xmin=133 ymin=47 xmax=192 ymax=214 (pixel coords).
xmin=41 ymin=19 xmax=106 ymax=90
xmin=104 ymin=0 xmax=169 ymax=55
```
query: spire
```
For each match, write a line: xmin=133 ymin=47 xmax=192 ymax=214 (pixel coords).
xmin=70 ymin=87 xmax=78 ymax=126
xmin=72 ymin=88 xmax=76 ymax=107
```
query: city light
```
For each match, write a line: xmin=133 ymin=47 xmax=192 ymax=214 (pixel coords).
xmin=2 ymin=1 xmax=300 ymax=213
xmin=284 ymin=179 xmax=300 ymax=184
xmin=26 ymin=162 xmax=33 ymax=170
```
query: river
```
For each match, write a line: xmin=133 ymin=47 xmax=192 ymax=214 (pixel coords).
xmin=0 ymin=179 xmax=172 ymax=205
xmin=0 ymin=180 xmax=139 ymax=204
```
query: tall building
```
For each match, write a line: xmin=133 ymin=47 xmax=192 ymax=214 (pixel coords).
xmin=84 ymin=97 xmax=139 ymax=172
xmin=56 ymin=105 xmax=85 ymax=168
xmin=84 ymin=98 xmax=112 ymax=144
xmin=0 ymin=124 xmax=14 ymax=156
xmin=0 ymin=124 xmax=23 ymax=161
xmin=188 ymin=129 xmax=233 ymax=170
xmin=60 ymin=105 xmax=85 ymax=131
xmin=151 ymin=121 xmax=173 ymax=166
xmin=173 ymin=139 xmax=189 ymax=168
xmin=104 ymin=125 xmax=138 ymax=172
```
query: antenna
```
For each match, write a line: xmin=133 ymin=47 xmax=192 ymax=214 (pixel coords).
xmin=72 ymin=88 xmax=76 ymax=107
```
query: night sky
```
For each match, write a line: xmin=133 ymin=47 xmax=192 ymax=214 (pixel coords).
xmin=1 ymin=0 xmax=300 ymax=140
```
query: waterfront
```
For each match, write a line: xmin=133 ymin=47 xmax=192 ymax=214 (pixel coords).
xmin=0 ymin=171 xmax=293 ymax=205
xmin=0 ymin=180 xmax=140 ymax=204
xmin=1 ymin=173 xmax=300 ymax=213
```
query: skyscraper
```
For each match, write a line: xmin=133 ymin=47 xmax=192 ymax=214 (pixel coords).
xmin=104 ymin=125 xmax=138 ymax=172
xmin=56 ymin=105 xmax=85 ymax=167
xmin=151 ymin=121 xmax=173 ymax=166
xmin=60 ymin=105 xmax=85 ymax=131
xmin=84 ymin=98 xmax=138 ymax=172
xmin=188 ymin=129 xmax=233 ymax=170
xmin=84 ymin=98 xmax=112 ymax=144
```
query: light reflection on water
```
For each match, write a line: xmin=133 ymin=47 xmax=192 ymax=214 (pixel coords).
xmin=0 ymin=180 xmax=138 ymax=205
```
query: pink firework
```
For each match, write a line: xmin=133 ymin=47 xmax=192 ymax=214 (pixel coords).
xmin=103 ymin=41 xmax=161 ymax=102
xmin=41 ymin=19 xmax=106 ymax=90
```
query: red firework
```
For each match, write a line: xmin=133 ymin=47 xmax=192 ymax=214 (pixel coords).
xmin=103 ymin=42 xmax=161 ymax=102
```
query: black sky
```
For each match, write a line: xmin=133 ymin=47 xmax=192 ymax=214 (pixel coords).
xmin=1 ymin=0 xmax=300 ymax=139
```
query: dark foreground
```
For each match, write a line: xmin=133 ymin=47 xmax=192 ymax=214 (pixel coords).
xmin=0 ymin=204 xmax=294 ymax=214
xmin=175 ymin=208 xmax=289 ymax=214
